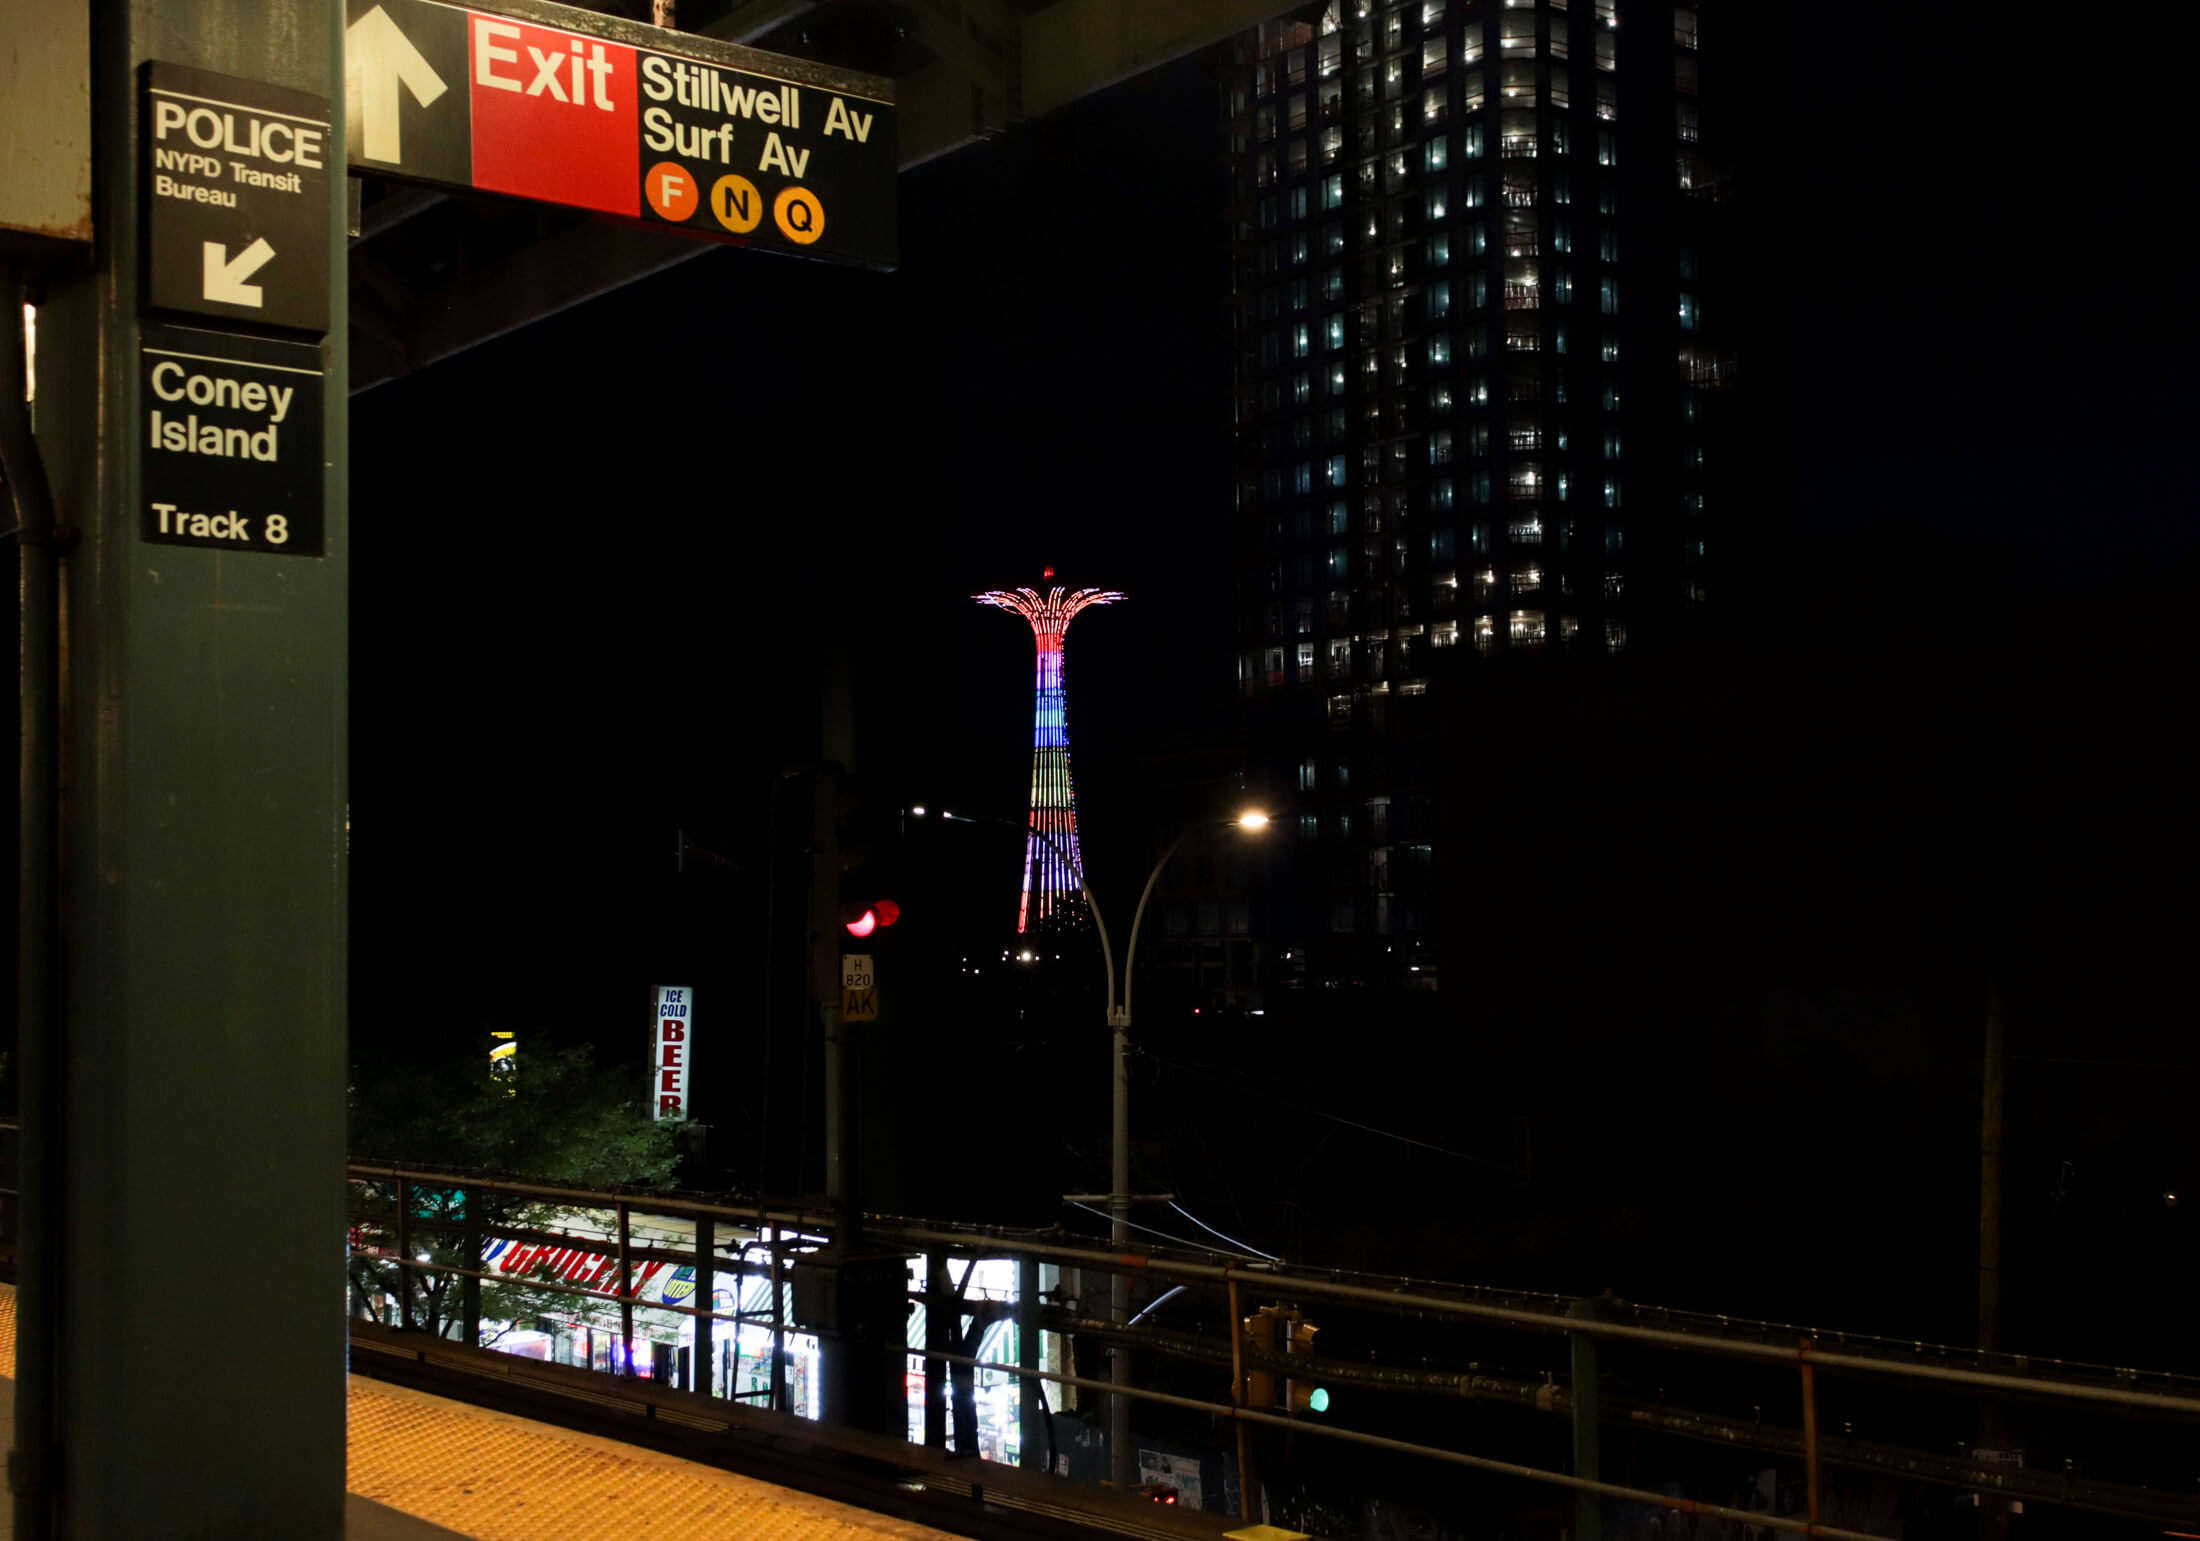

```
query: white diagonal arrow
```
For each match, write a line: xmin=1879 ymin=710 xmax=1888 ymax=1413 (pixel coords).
xmin=203 ymin=238 xmax=276 ymax=307
xmin=347 ymin=4 xmax=448 ymax=166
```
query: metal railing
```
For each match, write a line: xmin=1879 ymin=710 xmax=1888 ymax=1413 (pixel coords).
xmin=338 ymin=1160 xmax=2200 ymax=1539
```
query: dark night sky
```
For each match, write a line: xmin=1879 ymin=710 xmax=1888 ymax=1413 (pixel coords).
xmin=350 ymin=8 xmax=2198 ymax=1060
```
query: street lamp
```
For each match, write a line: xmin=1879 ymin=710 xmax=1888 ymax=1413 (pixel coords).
xmin=925 ymin=803 xmax=1271 ymax=1486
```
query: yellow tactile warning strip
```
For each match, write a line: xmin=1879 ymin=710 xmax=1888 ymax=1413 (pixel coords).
xmin=1 ymin=1287 xmax=964 ymax=1541
xmin=346 ymin=1376 xmax=967 ymax=1541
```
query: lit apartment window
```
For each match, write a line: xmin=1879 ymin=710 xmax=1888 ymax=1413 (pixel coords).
xmin=1296 ymin=641 xmax=1316 ymax=677
xmin=1474 ymin=567 xmax=1497 ymax=599
xmin=1677 ymin=102 xmax=1699 ymax=142
xmin=1604 ymin=522 xmax=1624 ymax=555
xmin=1553 ymin=269 xmax=1573 ymax=303
xmin=1298 ymin=757 xmax=1318 ymax=790
xmin=1428 ymin=332 xmax=1452 ymax=366
xmin=1427 ymin=232 xmax=1451 ymax=269
xmin=1550 ymin=66 xmax=1571 ymax=108
xmin=1426 ymin=136 xmax=1449 ymax=173
xmin=1430 ymin=428 xmax=1455 ymax=463
xmin=1474 ymin=615 xmax=1496 ymax=653
xmin=1602 ymin=429 xmax=1621 ymax=459
xmin=1678 ymin=292 xmax=1700 ymax=330
xmin=1461 ymin=22 xmax=1484 ymax=62
xmin=1294 ymin=321 xmax=1312 ymax=355
xmin=1673 ymin=5 xmax=1698 ymax=46
xmin=1326 ymin=313 xmax=1346 ymax=348
xmin=1604 ymin=619 xmax=1626 ymax=652
xmin=1329 ymin=500 xmax=1350 ymax=534
xmin=1321 ymin=173 xmax=1344 ymax=210
xmin=1329 ymin=638 xmax=1352 ymax=674
xmin=1500 ymin=14 xmax=1535 ymax=55
xmin=1510 ymin=609 xmax=1546 ymax=644
xmin=1294 ymin=462 xmax=1313 ymax=494
xmin=1426 ymin=187 xmax=1449 ymax=221
xmin=1598 ymin=276 xmax=1618 ymax=314
xmin=1596 ymin=78 xmax=1616 ymax=120
xmin=1432 ymin=476 xmax=1455 ymax=509
xmin=1596 ymin=131 xmax=1617 ymax=167
xmin=1603 ymin=570 xmax=1625 ymax=597
xmin=1601 ymin=475 xmax=1621 ymax=507
xmin=1424 ymin=1 xmax=1447 ymax=28
xmin=1467 ymin=374 xmax=1490 ymax=404
xmin=1325 ymin=222 xmax=1346 ymax=254
xmin=1430 ymin=526 xmax=1458 ymax=561
xmin=1510 ymin=515 xmax=1544 ymax=543
xmin=1326 ymin=454 xmax=1348 ymax=487
xmin=1298 ymin=813 xmax=1319 ymax=839
xmin=1423 ymin=37 xmax=1448 ymax=74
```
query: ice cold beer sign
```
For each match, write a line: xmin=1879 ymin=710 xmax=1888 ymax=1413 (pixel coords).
xmin=653 ymin=985 xmax=692 ymax=1121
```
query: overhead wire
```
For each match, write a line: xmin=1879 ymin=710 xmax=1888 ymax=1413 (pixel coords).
xmin=1062 ymin=1200 xmax=1272 ymax=1264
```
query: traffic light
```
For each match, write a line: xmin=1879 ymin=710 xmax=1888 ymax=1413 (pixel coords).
xmin=1241 ymin=1305 xmax=1282 ymax=1409
xmin=836 ymin=779 xmax=903 ymax=938
xmin=1242 ymin=1305 xmax=1328 ymax=1415
xmin=1284 ymin=1312 xmax=1329 ymax=1415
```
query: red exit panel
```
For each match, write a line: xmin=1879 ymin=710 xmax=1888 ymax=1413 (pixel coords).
xmin=466 ymin=10 xmax=638 ymax=216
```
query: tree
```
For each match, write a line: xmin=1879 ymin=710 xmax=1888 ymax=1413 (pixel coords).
xmin=348 ymin=1041 xmax=683 ymax=1346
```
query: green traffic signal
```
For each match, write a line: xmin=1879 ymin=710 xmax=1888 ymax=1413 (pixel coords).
xmin=1308 ymin=1386 xmax=1330 ymax=1413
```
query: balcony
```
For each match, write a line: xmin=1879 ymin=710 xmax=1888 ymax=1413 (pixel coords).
xmin=1501 ymin=134 xmax=1539 ymax=159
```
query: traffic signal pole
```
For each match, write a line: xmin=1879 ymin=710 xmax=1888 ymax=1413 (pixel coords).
xmin=13 ymin=0 xmax=350 ymax=1533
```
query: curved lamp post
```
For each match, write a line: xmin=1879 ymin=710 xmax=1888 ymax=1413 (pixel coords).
xmin=929 ymin=805 xmax=1270 ymax=1486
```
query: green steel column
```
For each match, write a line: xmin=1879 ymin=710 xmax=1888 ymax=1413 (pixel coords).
xmin=1568 ymin=1298 xmax=1604 ymax=1541
xmin=31 ymin=0 xmax=348 ymax=1535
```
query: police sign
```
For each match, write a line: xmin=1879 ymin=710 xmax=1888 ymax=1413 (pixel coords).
xmin=141 ymin=63 xmax=333 ymax=334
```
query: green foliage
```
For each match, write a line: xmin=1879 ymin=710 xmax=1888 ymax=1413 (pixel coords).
xmin=350 ymin=1039 xmax=681 ymax=1188
xmin=347 ymin=1041 xmax=683 ymax=1344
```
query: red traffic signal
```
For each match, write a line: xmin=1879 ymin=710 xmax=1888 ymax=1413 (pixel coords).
xmin=843 ymin=900 xmax=900 ymax=938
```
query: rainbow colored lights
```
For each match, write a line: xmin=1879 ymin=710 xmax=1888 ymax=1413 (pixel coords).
xmin=974 ymin=584 xmax=1125 ymax=933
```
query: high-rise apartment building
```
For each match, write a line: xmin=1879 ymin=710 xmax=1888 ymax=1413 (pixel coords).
xmin=1219 ymin=0 xmax=1739 ymax=987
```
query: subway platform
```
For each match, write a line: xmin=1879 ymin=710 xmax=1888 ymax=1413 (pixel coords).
xmin=0 ymin=1285 xmax=966 ymax=1541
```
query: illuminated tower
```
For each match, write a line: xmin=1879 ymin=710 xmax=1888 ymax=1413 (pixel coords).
xmin=975 ymin=579 xmax=1125 ymax=933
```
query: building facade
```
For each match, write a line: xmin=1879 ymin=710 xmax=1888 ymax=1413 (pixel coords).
xmin=1218 ymin=0 xmax=1740 ymax=988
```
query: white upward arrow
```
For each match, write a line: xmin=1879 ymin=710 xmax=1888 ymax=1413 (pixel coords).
xmin=347 ymin=4 xmax=448 ymax=165
xmin=203 ymin=238 xmax=276 ymax=307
